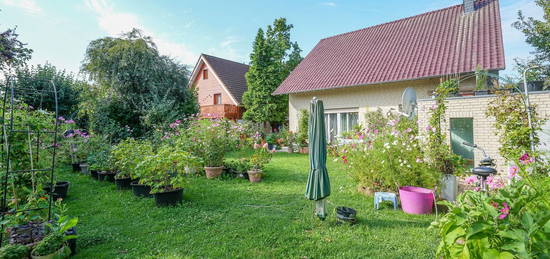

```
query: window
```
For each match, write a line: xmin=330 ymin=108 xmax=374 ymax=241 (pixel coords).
xmin=450 ymin=118 xmax=474 ymax=167
xmin=202 ymin=69 xmax=208 ymax=79
xmin=213 ymin=93 xmax=222 ymax=105
xmin=324 ymin=111 xmax=359 ymax=143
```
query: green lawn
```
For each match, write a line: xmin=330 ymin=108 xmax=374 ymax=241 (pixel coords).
xmin=61 ymin=151 xmax=438 ymax=258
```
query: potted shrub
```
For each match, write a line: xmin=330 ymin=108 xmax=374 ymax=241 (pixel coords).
xmin=474 ymin=67 xmax=490 ymax=96
xmin=139 ymin=145 xmax=199 ymax=207
xmin=111 ymin=139 xmax=153 ymax=190
xmin=0 ymin=244 xmax=29 ymax=259
xmin=266 ymin=133 xmax=278 ymax=151
xmin=247 ymin=148 xmax=272 ymax=183
xmin=224 ymin=158 xmax=250 ymax=179
xmin=297 ymin=109 xmax=309 ymax=154
xmin=31 ymin=232 xmax=70 ymax=259
xmin=201 ymin=123 xmax=228 ymax=179
xmin=285 ymin=131 xmax=295 ymax=153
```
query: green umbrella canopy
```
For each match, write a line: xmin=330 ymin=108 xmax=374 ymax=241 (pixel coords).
xmin=305 ymin=98 xmax=330 ymax=201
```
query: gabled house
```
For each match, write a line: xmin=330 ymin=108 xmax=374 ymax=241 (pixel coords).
xmin=188 ymin=54 xmax=249 ymax=120
xmin=274 ymin=0 xmax=548 ymax=170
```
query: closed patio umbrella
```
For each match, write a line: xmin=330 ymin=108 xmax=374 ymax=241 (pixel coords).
xmin=305 ymin=97 xmax=331 ymax=220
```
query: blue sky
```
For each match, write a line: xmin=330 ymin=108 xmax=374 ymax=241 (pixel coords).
xmin=0 ymin=0 xmax=543 ymax=78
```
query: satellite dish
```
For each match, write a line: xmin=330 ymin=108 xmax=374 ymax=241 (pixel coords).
xmin=401 ymin=87 xmax=417 ymax=119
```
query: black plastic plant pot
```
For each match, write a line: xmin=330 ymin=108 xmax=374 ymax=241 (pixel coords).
xmin=43 ymin=181 xmax=70 ymax=200
xmin=90 ymin=170 xmax=99 ymax=180
xmin=115 ymin=177 xmax=132 ymax=190
xmin=98 ymin=171 xmax=116 ymax=182
xmin=153 ymin=188 xmax=183 ymax=207
xmin=131 ymin=181 xmax=152 ymax=198
xmin=336 ymin=206 xmax=357 ymax=225
xmin=65 ymin=227 xmax=77 ymax=255
xmin=71 ymin=163 xmax=80 ymax=172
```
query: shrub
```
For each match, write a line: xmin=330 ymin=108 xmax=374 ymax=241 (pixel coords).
xmin=111 ymin=138 xmax=153 ymax=179
xmin=249 ymin=148 xmax=272 ymax=171
xmin=431 ymin=177 xmax=550 ymax=258
xmin=339 ymin=114 xmax=439 ymax=192
xmin=224 ymin=158 xmax=250 ymax=174
xmin=137 ymin=144 xmax=200 ymax=193
xmin=0 ymin=244 xmax=29 ymax=259
xmin=296 ymin=109 xmax=309 ymax=147
xmin=32 ymin=232 xmax=64 ymax=256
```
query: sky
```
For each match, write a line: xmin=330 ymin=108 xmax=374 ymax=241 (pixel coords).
xmin=0 ymin=0 xmax=544 ymax=78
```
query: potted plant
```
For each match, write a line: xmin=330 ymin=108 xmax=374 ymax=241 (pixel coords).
xmin=247 ymin=148 xmax=272 ymax=183
xmin=224 ymin=158 xmax=250 ymax=179
xmin=297 ymin=109 xmax=309 ymax=154
xmin=285 ymin=131 xmax=295 ymax=153
xmin=265 ymin=133 xmax=278 ymax=151
xmin=139 ymin=145 xmax=200 ymax=207
xmin=31 ymin=232 xmax=70 ymax=259
xmin=111 ymin=139 xmax=152 ymax=190
xmin=42 ymin=181 xmax=70 ymax=200
xmin=474 ymin=67 xmax=490 ymax=96
xmin=201 ymin=122 xmax=229 ymax=179
xmin=0 ymin=244 xmax=29 ymax=259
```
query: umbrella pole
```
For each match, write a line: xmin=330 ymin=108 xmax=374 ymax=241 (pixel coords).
xmin=315 ymin=198 xmax=327 ymax=220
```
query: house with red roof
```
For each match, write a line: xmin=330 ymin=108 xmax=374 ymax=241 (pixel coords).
xmin=188 ymin=54 xmax=249 ymax=120
xmin=274 ymin=0 xmax=550 ymax=170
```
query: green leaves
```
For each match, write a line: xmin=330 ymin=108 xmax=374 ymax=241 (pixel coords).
xmin=243 ymin=18 xmax=302 ymax=124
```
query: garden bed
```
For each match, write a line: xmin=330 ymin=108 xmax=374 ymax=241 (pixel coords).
xmin=61 ymin=152 xmax=437 ymax=258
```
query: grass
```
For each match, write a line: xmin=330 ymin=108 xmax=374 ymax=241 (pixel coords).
xmin=61 ymin=151 xmax=438 ymax=258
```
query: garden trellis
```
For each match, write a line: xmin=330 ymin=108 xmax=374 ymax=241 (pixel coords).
xmin=0 ymin=75 xmax=60 ymax=246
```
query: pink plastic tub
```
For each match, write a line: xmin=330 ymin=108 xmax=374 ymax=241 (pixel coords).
xmin=399 ymin=186 xmax=434 ymax=214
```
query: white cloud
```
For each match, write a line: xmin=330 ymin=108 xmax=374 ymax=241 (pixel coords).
xmin=321 ymin=2 xmax=336 ymax=7
xmin=2 ymin=0 xmax=42 ymax=15
xmin=84 ymin=0 xmax=196 ymax=64
xmin=207 ymin=35 xmax=247 ymax=63
xmin=499 ymin=0 xmax=544 ymax=76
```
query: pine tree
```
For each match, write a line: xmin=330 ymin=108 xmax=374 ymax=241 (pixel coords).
xmin=242 ymin=18 xmax=302 ymax=125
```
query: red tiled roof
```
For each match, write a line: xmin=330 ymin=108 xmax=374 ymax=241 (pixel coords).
xmin=273 ymin=0 xmax=505 ymax=95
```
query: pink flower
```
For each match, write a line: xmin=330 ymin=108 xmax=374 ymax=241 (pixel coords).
xmin=519 ymin=153 xmax=534 ymax=165
xmin=358 ymin=134 xmax=365 ymax=140
xmin=373 ymin=129 xmax=379 ymax=135
xmin=65 ymin=119 xmax=75 ymax=124
xmin=405 ymin=128 xmax=413 ymax=133
xmin=508 ymin=165 xmax=519 ymax=180
xmin=57 ymin=116 xmax=65 ymax=121
xmin=487 ymin=175 xmax=505 ymax=190
xmin=342 ymin=155 xmax=348 ymax=164
xmin=498 ymin=202 xmax=510 ymax=219
xmin=425 ymin=125 xmax=432 ymax=132
xmin=465 ymin=175 xmax=478 ymax=185
xmin=416 ymin=158 xmax=423 ymax=163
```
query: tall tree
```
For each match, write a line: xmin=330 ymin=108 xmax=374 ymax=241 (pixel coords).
xmin=513 ymin=0 xmax=550 ymax=83
xmin=81 ymin=29 xmax=197 ymax=140
xmin=0 ymin=26 xmax=32 ymax=71
xmin=14 ymin=64 xmax=86 ymax=118
xmin=242 ymin=18 xmax=302 ymax=126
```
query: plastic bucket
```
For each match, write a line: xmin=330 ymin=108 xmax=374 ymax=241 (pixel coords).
xmin=399 ymin=186 xmax=434 ymax=214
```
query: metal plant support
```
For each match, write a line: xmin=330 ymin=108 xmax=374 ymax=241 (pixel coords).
xmin=0 ymin=76 xmax=60 ymax=247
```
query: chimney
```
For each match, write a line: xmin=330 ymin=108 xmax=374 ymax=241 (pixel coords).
xmin=464 ymin=0 xmax=475 ymax=13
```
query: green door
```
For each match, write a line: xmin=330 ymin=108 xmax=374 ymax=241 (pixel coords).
xmin=450 ymin=118 xmax=474 ymax=167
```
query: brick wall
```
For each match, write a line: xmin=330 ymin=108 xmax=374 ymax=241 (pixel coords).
xmin=417 ymin=91 xmax=550 ymax=173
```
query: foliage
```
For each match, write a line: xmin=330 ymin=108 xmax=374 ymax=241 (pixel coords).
xmin=487 ymin=89 xmax=546 ymax=162
xmin=137 ymin=144 xmax=199 ymax=193
xmin=431 ymin=158 xmax=550 ymax=259
xmin=296 ymin=109 xmax=309 ymax=147
xmin=32 ymin=232 xmax=65 ymax=256
xmin=265 ymin=133 xmax=279 ymax=145
xmin=0 ymin=244 xmax=29 ymax=259
xmin=475 ymin=65 xmax=489 ymax=91
xmin=0 ymin=27 xmax=32 ymax=70
xmin=339 ymin=114 xmax=439 ymax=192
xmin=14 ymin=63 xmax=87 ymax=118
xmin=513 ymin=0 xmax=550 ymax=85
xmin=80 ymin=29 xmax=198 ymax=141
xmin=111 ymin=138 xmax=154 ymax=179
xmin=224 ymin=158 xmax=250 ymax=174
xmin=249 ymin=148 xmax=272 ymax=171
xmin=84 ymin=135 xmax=112 ymax=170
xmin=176 ymin=119 xmax=241 ymax=167
xmin=425 ymin=79 xmax=466 ymax=175
xmin=242 ymin=18 xmax=302 ymax=124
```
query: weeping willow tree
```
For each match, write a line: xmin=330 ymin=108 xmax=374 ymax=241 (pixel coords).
xmin=80 ymin=29 xmax=198 ymax=141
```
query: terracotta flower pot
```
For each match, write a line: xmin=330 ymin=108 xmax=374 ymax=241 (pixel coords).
xmin=204 ymin=166 xmax=223 ymax=179
xmin=247 ymin=169 xmax=263 ymax=183
xmin=300 ymin=147 xmax=309 ymax=154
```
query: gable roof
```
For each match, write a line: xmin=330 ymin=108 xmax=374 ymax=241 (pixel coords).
xmin=189 ymin=54 xmax=249 ymax=104
xmin=273 ymin=0 xmax=505 ymax=95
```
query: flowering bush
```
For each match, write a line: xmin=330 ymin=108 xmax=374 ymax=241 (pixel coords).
xmin=432 ymin=156 xmax=550 ymax=258
xmin=249 ymin=148 xmax=272 ymax=171
xmin=339 ymin=111 xmax=439 ymax=192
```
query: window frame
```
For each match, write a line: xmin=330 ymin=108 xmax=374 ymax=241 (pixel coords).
xmin=213 ymin=93 xmax=222 ymax=105
xmin=324 ymin=109 xmax=359 ymax=142
xmin=202 ymin=69 xmax=208 ymax=80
